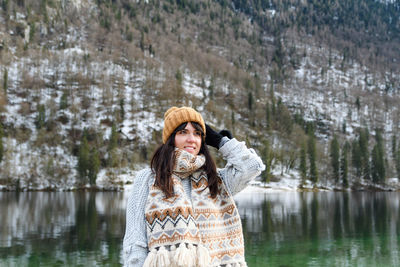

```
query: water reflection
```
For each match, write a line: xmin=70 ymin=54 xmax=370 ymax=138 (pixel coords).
xmin=236 ymin=190 xmax=400 ymax=267
xmin=0 ymin=192 xmax=126 ymax=266
xmin=1 ymin=190 xmax=400 ymax=266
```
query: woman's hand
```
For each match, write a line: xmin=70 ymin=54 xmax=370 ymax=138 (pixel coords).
xmin=205 ymin=124 xmax=232 ymax=149
xmin=219 ymin=130 xmax=233 ymax=139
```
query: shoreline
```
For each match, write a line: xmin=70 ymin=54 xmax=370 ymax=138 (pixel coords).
xmin=1 ymin=182 xmax=399 ymax=192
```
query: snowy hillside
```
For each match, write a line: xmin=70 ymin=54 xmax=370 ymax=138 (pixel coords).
xmin=0 ymin=0 xmax=399 ymax=190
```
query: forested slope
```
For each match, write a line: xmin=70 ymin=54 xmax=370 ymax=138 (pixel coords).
xmin=0 ymin=0 xmax=399 ymax=190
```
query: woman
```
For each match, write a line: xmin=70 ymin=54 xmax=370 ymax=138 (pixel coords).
xmin=123 ymin=106 xmax=265 ymax=267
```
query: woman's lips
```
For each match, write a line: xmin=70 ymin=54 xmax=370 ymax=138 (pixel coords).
xmin=184 ymin=146 xmax=196 ymax=152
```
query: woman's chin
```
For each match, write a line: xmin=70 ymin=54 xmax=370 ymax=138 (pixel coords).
xmin=184 ymin=149 xmax=197 ymax=155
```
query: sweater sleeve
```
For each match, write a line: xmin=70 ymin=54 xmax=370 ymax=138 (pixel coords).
xmin=218 ymin=138 xmax=265 ymax=196
xmin=122 ymin=168 xmax=152 ymax=267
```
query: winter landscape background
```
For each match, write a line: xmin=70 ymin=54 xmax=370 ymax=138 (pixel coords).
xmin=0 ymin=0 xmax=400 ymax=191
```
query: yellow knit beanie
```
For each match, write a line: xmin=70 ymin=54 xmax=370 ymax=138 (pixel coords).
xmin=162 ymin=106 xmax=206 ymax=144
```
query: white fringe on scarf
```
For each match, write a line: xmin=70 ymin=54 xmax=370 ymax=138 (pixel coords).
xmin=143 ymin=243 xmax=248 ymax=267
xmin=143 ymin=243 xmax=211 ymax=267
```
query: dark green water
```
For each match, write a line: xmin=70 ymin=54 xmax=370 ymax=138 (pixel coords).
xmin=1 ymin=190 xmax=399 ymax=266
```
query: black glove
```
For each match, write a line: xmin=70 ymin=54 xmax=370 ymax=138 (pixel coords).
xmin=205 ymin=124 xmax=232 ymax=149
xmin=219 ymin=130 xmax=233 ymax=139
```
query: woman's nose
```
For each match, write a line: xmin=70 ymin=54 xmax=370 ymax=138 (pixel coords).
xmin=187 ymin=133 xmax=195 ymax=142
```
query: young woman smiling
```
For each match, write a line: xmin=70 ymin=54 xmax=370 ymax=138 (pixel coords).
xmin=123 ymin=106 xmax=265 ymax=267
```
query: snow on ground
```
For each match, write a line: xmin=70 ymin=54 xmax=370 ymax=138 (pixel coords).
xmin=183 ymin=74 xmax=205 ymax=99
xmin=250 ymin=174 xmax=302 ymax=191
xmin=276 ymin=45 xmax=399 ymax=143
xmin=96 ymin=164 xmax=148 ymax=190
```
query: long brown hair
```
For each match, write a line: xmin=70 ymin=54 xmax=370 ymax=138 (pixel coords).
xmin=151 ymin=122 xmax=220 ymax=198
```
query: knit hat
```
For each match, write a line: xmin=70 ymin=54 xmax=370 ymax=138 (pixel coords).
xmin=162 ymin=106 xmax=206 ymax=143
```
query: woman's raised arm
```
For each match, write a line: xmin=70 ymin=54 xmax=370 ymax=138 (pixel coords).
xmin=218 ymin=138 xmax=265 ymax=196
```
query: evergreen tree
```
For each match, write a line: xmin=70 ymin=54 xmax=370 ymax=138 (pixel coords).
xmin=248 ymin=91 xmax=253 ymax=111
xmin=88 ymin=147 xmax=101 ymax=185
xmin=371 ymin=130 xmax=385 ymax=183
xmin=201 ymin=78 xmax=207 ymax=99
xmin=231 ymin=110 xmax=235 ymax=135
xmin=120 ymin=98 xmax=125 ymax=121
xmin=371 ymin=145 xmax=380 ymax=183
xmin=270 ymin=85 xmax=276 ymax=116
xmin=392 ymin=135 xmax=397 ymax=160
xmin=276 ymin=98 xmax=293 ymax=134
xmin=306 ymin=122 xmax=315 ymax=136
xmin=266 ymin=102 xmax=271 ymax=130
xmin=271 ymin=37 xmax=285 ymax=82
xmin=208 ymin=77 xmax=214 ymax=100
xmin=107 ymin=123 xmax=119 ymax=167
xmin=108 ymin=123 xmax=118 ymax=151
xmin=355 ymin=97 xmax=360 ymax=111
xmin=1 ymin=0 xmax=8 ymax=12
xmin=41 ymin=0 xmax=48 ymax=24
xmin=149 ymin=44 xmax=155 ymax=56
xmin=29 ymin=22 xmax=35 ymax=42
xmin=351 ymin=139 xmax=362 ymax=178
xmin=261 ymin=140 xmax=271 ymax=183
xmin=330 ymin=135 xmax=340 ymax=184
xmin=359 ymin=128 xmax=370 ymax=180
xmin=340 ymin=143 xmax=349 ymax=188
xmin=0 ymin=124 xmax=3 ymax=163
xmin=45 ymin=157 xmax=55 ymax=178
xmin=396 ymin=148 xmax=400 ymax=179
xmin=35 ymin=104 xmax=46 ymax=129
xmin=308 ymin=135 xmax=318 ymax=185
xmin=300 ymin=142 xmax=307 ymax=185
xmin=78 ymin=135 xmax=90 ymax=182
xmin=139 ymin=31 xmax=145 ymax=52
xmin=376 ymin=130 xmax=386 ymax=180
xmin=59 ymin=92 xmax=68 ymax=110
xmin=248 ymin=91 xmax=255 ymax=126
xmin=3 ymin=68 xmax=8 ymax=93
xmin=175 ymin=69 xmax=183 ymax=85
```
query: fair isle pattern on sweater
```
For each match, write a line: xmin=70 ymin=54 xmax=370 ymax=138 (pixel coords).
xmin=144 ymin=149 xmax=247 ymax=267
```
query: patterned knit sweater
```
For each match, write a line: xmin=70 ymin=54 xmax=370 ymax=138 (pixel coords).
xmin=123 ymin=138 xmax=265 ymax=267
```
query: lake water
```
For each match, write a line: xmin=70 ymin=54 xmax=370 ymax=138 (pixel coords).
xmin=1 ymin=188 xmax=399 ymax=267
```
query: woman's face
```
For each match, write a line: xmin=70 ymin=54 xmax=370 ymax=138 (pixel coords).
xmin=174 ymin=122 xmax=202 ymax=155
